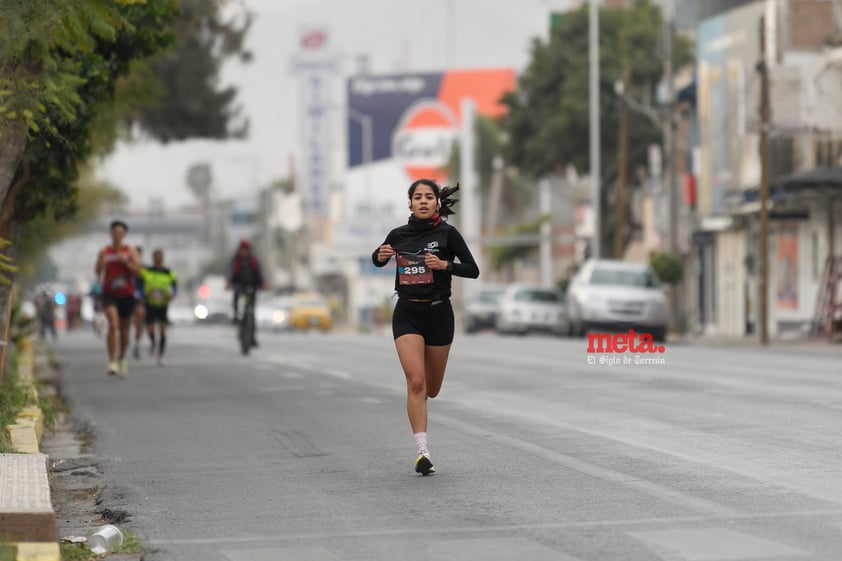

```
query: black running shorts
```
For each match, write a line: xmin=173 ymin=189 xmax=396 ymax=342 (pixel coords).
xmin=145 ymin=305 xmax=169 ymax=325
xmin=392 ymin=298 xmax=454 ymax=346
xmin=101 ymin=294 xmax=136 ymax=320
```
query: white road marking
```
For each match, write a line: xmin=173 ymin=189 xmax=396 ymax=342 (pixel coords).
xmin=631 ymin=527 xmax=807 ymax=560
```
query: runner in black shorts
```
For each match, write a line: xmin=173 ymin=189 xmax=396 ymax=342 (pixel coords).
xmin=141 ymin=249 xmax=178 ymax=366
xmin=95 ymin=220 xmax=141 ymax=377
xmin=391 ymin=299 xmax=455 ymax=346
xmin=372 ymin=178 xmax=479 ymax=475
xmin=101 ymin=294 xmax=137 ymax=320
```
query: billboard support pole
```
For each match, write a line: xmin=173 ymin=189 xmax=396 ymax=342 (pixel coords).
xmin=460 ymin=98 xmax=480 ymax=299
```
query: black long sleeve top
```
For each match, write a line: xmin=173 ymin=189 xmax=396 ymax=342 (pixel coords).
xmin=372 ymin=221 xmax=479 ymax=300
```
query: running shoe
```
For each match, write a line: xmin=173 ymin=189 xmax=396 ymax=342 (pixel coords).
xmin=118 ymin=358 xmax=128 ymax=378
xmin=133 ymin=345 xmax=140 ymax=360
xmin=414 ymin=453 xmax=436 ymax=476
xmin=107 ymin=361 xmax=118 ymax=376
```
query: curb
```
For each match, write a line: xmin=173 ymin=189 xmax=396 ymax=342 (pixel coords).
xmin=1 ymin=337 xmax=60 ymax=561
xmin=6 ymin=340 xmax=41 ymax=454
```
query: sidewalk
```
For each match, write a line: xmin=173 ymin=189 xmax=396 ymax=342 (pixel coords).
xmin=0 ymin=340 xmax=60 ymax=561
xmin=2 ymin=340 xmax=142 ymax=561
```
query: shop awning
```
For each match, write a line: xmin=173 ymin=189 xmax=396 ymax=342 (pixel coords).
xmin=778 ymin=166 xmax=842 ymax=190
xmin=741 ymin=166 xmax=842 ymax=203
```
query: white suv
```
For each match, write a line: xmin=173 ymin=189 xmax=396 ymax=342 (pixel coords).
xmin=566 ymin=259 xmax=669 ymax=342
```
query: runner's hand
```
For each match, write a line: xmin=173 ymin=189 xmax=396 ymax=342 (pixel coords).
xmin=377 ymin=244 xmax=395 ymax=263
xmin=424 ymin=253 xmax=446 ymax=270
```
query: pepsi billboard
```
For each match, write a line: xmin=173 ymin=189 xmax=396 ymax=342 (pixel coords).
xmin=343 ymin=69 xmax=515 ymax=247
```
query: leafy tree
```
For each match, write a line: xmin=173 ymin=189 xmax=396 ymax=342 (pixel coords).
xmin=133 ymin=0 xmax=253 ymax=141
xmin=0 ymin=0 xmax=177 ymax=345
xmin=487 ymin=215 xmax=550 ymax=280
xmin=0 ymin=239 xmax=17 ymax=287
xmin=500 ymin=0 xmax=693 ymax=256
xmin=649 ymin=250 xmax=684 ymax=286
xmin=447 ymin=115 xmax=505 ymax=191
xmin=16 ymin=170 xmax=128 ymax=287
xmin=446 ymin=117 xmax=539 ymax=274
xmin=447 ymin=116 xmax=536 ymax=220
xmin=0 ymin=0 xmax=253 ymax=337
xmin=0 ymin=1 xmax=139 ymax=209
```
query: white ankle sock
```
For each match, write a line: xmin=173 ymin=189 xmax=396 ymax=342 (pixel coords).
xmin=413 ymin=432 xmax=429 ymax=456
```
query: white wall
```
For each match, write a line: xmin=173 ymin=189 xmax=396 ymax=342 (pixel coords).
xmin=716 ymin=229 xmax=746 ymax=336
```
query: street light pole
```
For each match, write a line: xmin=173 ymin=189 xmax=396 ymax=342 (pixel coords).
xmin=758 ymin=15 xmax=771 ymax=346
xmin=615 ymin=70 xmax=630 ymax=259
xmin=589 ymin=0 xmax=601 ymax=259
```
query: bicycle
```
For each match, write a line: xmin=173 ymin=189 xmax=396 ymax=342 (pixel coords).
xmin=237 ymin=287 xmax=257 ymax=356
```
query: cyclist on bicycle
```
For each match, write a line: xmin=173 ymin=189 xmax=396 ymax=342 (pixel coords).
xmin=225 ymin=239 xmax=267 ymax=345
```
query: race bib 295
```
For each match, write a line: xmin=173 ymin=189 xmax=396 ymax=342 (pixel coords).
xmin=397 ymin=253 xmax=433 ymax=285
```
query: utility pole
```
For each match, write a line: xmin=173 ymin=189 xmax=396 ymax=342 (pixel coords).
xmin=663 ymin=0 xmax=681 ymax=335
xmin=664 ymin=0 xmax=676 ymax=253
xmin=758 ymin=15 xmax=771 ymax=346
xmin=589 ymin=0 xmax=601 ymax=258
xmin=615 ymin=68 xmax=630 ymax=259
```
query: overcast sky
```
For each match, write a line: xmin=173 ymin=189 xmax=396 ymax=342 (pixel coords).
xmin=98 ymin=0 xmax=575 ymax=210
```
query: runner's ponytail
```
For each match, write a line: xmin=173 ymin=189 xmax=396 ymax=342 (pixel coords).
xmin=438 ymin=183 xmax=460 ymax=218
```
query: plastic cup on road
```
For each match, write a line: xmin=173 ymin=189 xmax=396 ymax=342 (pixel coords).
xmin=88 ymin=524 xmax=124 ymax=554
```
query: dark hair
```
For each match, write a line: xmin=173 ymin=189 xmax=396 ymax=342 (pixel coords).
xmin=407 ymin=178 xmax=460 ymax=218
xmin=110 ymin=220 xmax=128 ymax=231
xmin=153 ymin=249 xmax=163 ymax=257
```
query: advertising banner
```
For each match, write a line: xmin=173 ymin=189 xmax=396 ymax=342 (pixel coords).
xmin=342 ymin=68 xmax=515 ymax=249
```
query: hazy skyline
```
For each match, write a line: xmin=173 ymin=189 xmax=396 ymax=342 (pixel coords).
xmin=99 ymin=0 xmax=575 ymax=210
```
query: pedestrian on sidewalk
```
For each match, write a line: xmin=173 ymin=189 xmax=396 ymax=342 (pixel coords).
xmin=141 ymin=249 xmax=178 ymax=366
xmin=371 ymin=179 xmax=479 ymax=475
xmin=35 ymin=291 xmax=57 ymax=341
xmin=94 ymin=220 xmax=141 ymax=377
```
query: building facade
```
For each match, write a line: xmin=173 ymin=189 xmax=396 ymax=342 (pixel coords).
xmin=689 ymin=0 xmax=842 ymax=338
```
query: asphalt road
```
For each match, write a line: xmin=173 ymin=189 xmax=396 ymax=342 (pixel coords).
xmin=48 ymin=324 xmax=842 ymax=561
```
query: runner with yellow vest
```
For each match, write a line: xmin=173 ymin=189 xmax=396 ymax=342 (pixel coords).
xmin=141 ymin=249 xmax=178 ymax=366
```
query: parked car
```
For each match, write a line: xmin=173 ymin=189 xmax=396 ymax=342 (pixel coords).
xmin=463 ymin=286 xmax=506 ymax=333
xmin=193 ymin=275 xmax=232 ymax=324
xmin=565 ymin=259 xmax=669 ymax=342
xmin=168 ymin=302 xmax=197 ymax=326
xmin=494 ymin=284 xmax=568 ymax=336
xmin=289 ymin=292 xmax=332 ymax=332
xmin=255 ymin=295 xmax=292 ymax=332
